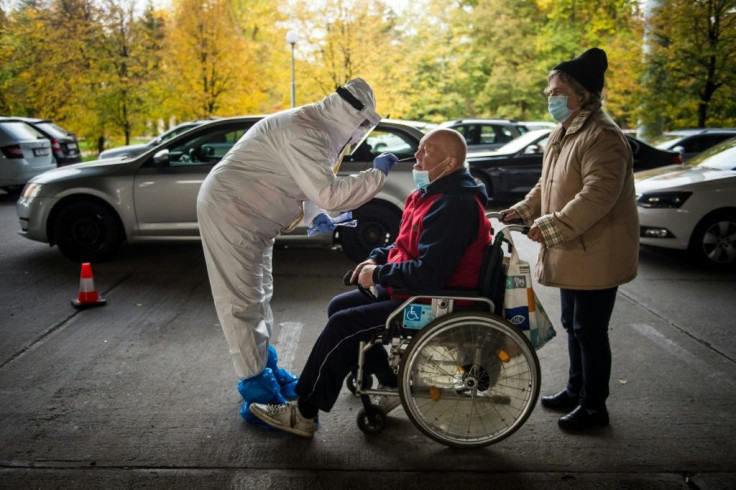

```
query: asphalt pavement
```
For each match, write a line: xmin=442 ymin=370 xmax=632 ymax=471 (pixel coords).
xmin=0 ymin=192 xmax=734 ymax=489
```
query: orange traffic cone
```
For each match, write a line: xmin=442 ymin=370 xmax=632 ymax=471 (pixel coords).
xmin=71 ymin=262 xmax=107 ymax=309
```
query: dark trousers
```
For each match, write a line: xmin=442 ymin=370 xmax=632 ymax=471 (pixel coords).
xmin=560 ymin=287 xmax=618 ymax=411
xmin=294 ymin=286 xmax=402 ymax=413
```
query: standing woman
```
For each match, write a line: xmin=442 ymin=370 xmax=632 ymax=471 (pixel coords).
xmin=501 ymin=48 xmax=639 ymax=430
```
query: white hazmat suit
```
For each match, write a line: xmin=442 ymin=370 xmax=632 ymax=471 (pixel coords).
xmin=197 ymin=78 xmax=386 ymax=379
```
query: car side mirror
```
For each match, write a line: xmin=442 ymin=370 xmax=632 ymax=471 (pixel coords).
xmin=153 ymin=149 xmax=170 ymax=166
xmin=523 ymin=144 xmax=541 ymax=155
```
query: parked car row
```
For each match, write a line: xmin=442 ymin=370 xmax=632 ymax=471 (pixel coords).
xmin=652 ymin=128 xmax=736 ymax=162
xmin=466 ymin=128 xmax=683 ymax=201
xmin=439 ymin=119 xmax=556 ymax=152
xmin=15 ymin=113 xmax=735 ymax=266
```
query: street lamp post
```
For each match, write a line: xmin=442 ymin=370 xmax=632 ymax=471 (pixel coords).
xmin=286 ymin=31 xmax=299 ymax=108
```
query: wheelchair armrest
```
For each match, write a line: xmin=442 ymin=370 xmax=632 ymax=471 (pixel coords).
xmin=385 ymin=291 xmax=496 ymax=331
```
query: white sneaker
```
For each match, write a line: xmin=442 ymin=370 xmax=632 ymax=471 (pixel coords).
xmin=249 ymin=401 xmax=317 ymax=438
xmin=371 ymin=386 xmax=401 ymax=414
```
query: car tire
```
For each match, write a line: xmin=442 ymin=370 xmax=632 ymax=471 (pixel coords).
xmin=53 ymin=200 xmax=124 ymax=263
xmin=339 ymin=202 xmax=401 ymax=262
xmin=688 ymin=211 xmax=736 ymax=266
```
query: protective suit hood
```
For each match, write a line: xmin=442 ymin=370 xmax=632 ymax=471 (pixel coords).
xmin=304 ymin=78 xmax=381 ymax=156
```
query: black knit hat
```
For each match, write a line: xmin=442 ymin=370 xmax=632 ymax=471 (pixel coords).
xmin=553 ymin=48 xmax=608 ymax=94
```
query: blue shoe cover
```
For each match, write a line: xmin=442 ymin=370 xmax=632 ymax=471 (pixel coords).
xmin=266 ymin=345 xmax=299 ymax=394
xmin=266 ymin=344 xmax=280 ymax=369
xmin=238 ymin=368 xmax=286 ymax=405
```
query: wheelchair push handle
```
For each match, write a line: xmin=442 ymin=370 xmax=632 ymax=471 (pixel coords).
xmin=486 ymin=211 xmax=530 ymax=235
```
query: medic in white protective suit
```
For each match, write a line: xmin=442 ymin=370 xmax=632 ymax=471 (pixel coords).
xmin=196 ymin=79 xmax=397 ymax=410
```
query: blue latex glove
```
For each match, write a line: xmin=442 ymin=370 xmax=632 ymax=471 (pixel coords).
xmin=307 ymin=213 xmax=336 ymax=236
xmin=372 ymin=152 xmax=399 ymax=175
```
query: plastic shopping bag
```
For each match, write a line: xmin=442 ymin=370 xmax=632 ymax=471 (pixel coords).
xmin=501 ymin=231 xmax=556 ymax=350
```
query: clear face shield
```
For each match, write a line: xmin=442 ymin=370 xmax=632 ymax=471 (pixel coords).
xmin=333 ymin=86 xmax=382 ymax=173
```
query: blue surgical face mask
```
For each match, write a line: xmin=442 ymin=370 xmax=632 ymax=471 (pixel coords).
xmin=548 ymin=95 xmax=574 ymax=123
xmin=412 ymin=157 xmax=449 ymax=190
xmin=412 ymin=169 xmax=431 ymax=190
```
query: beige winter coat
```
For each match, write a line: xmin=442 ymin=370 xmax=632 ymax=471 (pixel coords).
xmin=514 ymin=106 xmax=639 ymax=290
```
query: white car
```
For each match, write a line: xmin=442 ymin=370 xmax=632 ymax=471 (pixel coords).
xmin=0 ymin=118 xmax=55 ymax=193
xmin=635 ymin=136 xmax=736 ymax=265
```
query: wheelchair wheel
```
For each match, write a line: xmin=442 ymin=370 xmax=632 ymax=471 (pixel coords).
xmin=398 ymin=312 xmax=540 ymax=448
xmin=357 ymin=405 xmax=387 ymax=435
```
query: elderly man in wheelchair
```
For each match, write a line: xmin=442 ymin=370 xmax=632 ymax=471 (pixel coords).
xmin=251 ymin=128 xmax=540 ymax=448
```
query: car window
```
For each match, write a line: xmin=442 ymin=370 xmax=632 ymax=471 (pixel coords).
xmin=35 ymin=122 xmax=70 ymax=138
xmin=497 ymin=126 xmax=514 ymax=143
xmin=168 ymin=126 xmax=249 ymax=166
xmin=0 ymin=121 xmax=45 ymax=140
xmin=652 ymin=134 xmax=681 ymax=147
xmin=151 ymin=123 xmax=201 ymax=146
xmin=361 ymin=129 xmax=418 ymax=160
xmin=495 ymin=129 xmax=551 ymax=153
xmin=698 ymin=134 xmax=735 ymax=151
xmin=479 ymin=125 xmax=497 ymax=145
xmin=447 ymin=124 xmax=475 ymax=145
xmin=694 ymin=137 xmax=736 ymax=170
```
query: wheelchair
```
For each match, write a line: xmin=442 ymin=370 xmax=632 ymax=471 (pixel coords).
xmin=347 ymin=213 xmax=541 ymax=448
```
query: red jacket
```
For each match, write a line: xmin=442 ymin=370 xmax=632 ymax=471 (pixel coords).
xmin=370 ymin=168 xmax=492 ymax=295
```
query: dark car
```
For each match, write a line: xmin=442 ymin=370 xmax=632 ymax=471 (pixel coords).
xmin=10 ymin=117 xmax=82 ymax=166
xmin=467 ymin=128 xmax=683 ymax=202
xmin=439 ymin=119 xmax=554 ymax=152
xmin=98 ymin=120 xmax=213 ymax=159
xmin=652 ymin=128 xmax=736 ymax=162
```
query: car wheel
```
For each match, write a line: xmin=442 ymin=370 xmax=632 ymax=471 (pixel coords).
xmin=339 ymin=202 xmax=401 ymax=262
xmin=689 ymin=211 xmax=736 ymax=266
xmin=53 ymin=200 xmax=124 ymax=263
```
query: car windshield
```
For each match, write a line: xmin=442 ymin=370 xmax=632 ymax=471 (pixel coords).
xmin=150 ymin=123 xmax=200 ymax=146
xmin=36 ymin=122 xmax=72 ymax=138
xmin=0 ymin=121 xmax=45 ymax=139
xmin=653 ymin=136 xmax=683 ymax=148
xmin=691 ymin=136 xmax=736 ymax=170
xmin=494 ymin=129 xmax=551 ymax=153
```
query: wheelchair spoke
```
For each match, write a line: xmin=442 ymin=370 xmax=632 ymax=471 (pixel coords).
xmin=399 ymin=313 xmax=541 ymax=448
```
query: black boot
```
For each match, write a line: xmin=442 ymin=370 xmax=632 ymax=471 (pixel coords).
xmin=558 ymin=406 xmax=609 ymax=430
xmin=540 ymin=390 xmax=578 ymax=411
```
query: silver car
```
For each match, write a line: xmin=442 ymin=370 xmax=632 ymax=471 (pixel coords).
xmin=0 ymin=118 xmax=55 ymax=193
xmin=17 ymin=116 xmax=423 ymax=262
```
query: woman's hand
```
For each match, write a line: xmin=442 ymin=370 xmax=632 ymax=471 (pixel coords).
xmin=527 ymin=224 xmax=544 ymax=244
xmin=499 ymin=208 xmax=521 ymax=224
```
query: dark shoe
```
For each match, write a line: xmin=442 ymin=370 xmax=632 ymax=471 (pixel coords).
xmin=558 ymin=406 xmax=609 ymax=431
xmin=541 ymin=390 xmax=578 ymax=411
